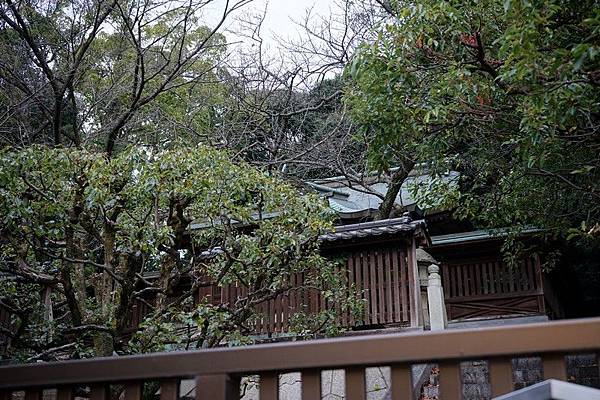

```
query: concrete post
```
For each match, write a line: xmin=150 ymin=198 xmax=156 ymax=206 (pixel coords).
xmin=427 ymin=264 xmax=447 ymax=331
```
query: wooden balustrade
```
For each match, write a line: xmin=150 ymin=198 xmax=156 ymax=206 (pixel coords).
xmin=1 ymin=318 xmax=599 ymax=400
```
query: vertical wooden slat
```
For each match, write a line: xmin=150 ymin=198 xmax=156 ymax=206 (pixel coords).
xmin=489 ymin=358 xmax=513 ymax=397
xmin=391 ymin=365 xmax=412 ymax=400
xmin=282 ymin=286 xmax=289 ymax=333
xmin=0 ymin=390 xmax=11 ymax=400
xmin=474 ymin=262 xmax=482 ymax=296
xmin=124 ymin=382 xmax=142 ymax=400
xmin=90 ymin=385 xmax=107 ymax=400
xmin=197 ymin=374 xmax=240 ymax=400
xmin=24 ymin=390 xmax=41 ymax=400
xmin=362 ymin=251 xmax=370 ymax=324
xmin=354 ymin=252 xmax=363 ymax=325
xmin=392 ymin=249 xmax=401 ymax=322
xmin=160 ymin=379 xmax=179 ymax=400
xmin=56 ymin=387 xmax=73 ymax=400
xmin=369 ymin=250 xmax=378 ymax=325
xmin=345 ymin=367 xmax=366 ymax=400
xmin=543 ymin=354 xmax=567 ymax=380
xmin=260 ymin=372 xmax=279 ymax=400
xmin=290 ymin=274 xmax=297 ymax=316
xmin=469 ymin=264 xmax=475 ymax=295
xmin=508 ymin=262 xmax=516 ymax=293
xmin=266 ymin=298 xmax=272 ymax=334
xmin=377 ymin=250 xmax=385 ymax=324
xmin=456 ymin=265 xmax=465 ymax=297
xmin=347 ymin=256 xmax=355 ymax=326
xmin=385 ymin=249 xmax=393 ymax=323
xmin=302 ymin=370 xmax=321 ymax=400
xmin=481 ymin=262 xmax=489 ymax=294
xmin=438 ymin=361 xmax=461 ymax=400
xmin=399 ymin=250 xmax=409 ymax=322
xmin=407 ymin=240 xmax=422 ymax=327
xmin=274 ymin=293 xmax=282 ymax=333
xmin=464 ymin=264 xmax=471 ymax=297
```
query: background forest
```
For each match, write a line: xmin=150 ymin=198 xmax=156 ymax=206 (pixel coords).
xmin=1 ymin=0 xmax=599 ymax=361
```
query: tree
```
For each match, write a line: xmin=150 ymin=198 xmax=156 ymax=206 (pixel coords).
xmin=0 ymin=145 xmax=348 ymax=361
xmin=345 ymin=0 xmax=600 ymax=237
xmin=0 ymin=0 xmax=252 ymax=154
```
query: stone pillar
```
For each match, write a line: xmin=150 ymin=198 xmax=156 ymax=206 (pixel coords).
xmin=427 ymin=264 xmax=447 ymax=331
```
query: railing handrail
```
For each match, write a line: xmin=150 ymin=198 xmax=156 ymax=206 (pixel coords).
xmin=1 ymin=317 xmax=599 ymax=389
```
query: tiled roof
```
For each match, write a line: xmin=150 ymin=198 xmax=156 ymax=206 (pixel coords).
xmin=319 ymin=215 xmax=426 ymax=243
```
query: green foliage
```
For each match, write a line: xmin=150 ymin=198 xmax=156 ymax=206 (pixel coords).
xmin=0 ymin=145 xmax=345 ymax=360
xmin=345 ymin=0 xmax=600 ymax=239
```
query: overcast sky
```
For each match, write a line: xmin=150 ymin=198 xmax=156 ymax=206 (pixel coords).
xmin=203 ymin=0 xmax=338 ymax=50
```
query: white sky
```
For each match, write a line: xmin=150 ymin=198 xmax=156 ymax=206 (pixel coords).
xmin=203 ymin=0 xmax=338 ymax=50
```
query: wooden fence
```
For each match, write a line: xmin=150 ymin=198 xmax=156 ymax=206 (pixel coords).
xmin=1 ymin=318 xmax=598 ymax=400
xmin=125 ymin=243 xmax=421 ymax=336
xmin=441 ymin=255 xmax=545 ymax=321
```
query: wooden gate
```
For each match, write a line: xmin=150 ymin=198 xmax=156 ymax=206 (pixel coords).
xmin=442 ymin=255 xmax=545 ymax=321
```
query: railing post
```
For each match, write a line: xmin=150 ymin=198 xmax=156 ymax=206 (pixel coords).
xmin=197 ymin=374 xmax=240 ymax=400
xmin=408 ymin=239 xmax=423 ymax=328
xmin=427 ymin=264 xmax=447 ymax=331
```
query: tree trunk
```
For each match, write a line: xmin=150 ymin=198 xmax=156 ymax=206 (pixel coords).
xmin=375 ymin=160 xmax=415 ymax=220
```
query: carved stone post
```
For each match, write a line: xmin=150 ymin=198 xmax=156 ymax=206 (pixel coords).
xmin=427 ymin=264 xmax=447 ymax=331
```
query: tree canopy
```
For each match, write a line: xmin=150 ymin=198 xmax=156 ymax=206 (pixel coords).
xmin=345 ymin=0 xmax=600 ymax=239
xmin=0 ymin=145 xmax=348 ymax=360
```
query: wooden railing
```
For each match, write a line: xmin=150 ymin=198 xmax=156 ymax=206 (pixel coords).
xmin=1 ymin=318 xmax=599 ymax=399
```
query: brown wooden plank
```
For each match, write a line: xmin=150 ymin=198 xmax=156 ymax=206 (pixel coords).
xmin=407 ymin=240 xmax=421 ymax=327
xmin=24 ymin=390 xmax=41 ymax=400
xmin=56 ymin=387 xmax=73 ymax=400
xmin=353 ymin=252 xmax=363 ymax=325
xmin=543 ymin=354 xmax=567 ymax=381
xmin=456 ymin=265 xmax=464 ymax=297
xmin=275 ymin=294 xmax=282 ymax=333
xmin=361 ymin=251 xmax=370 ymax=324
xmin=90 ymin=385 xmax=107 ymax=400
xmin=301 ymin=370 xmax=321 ymax=400
xmin=290 ymin=274 xmax=297 ymax=316
xmin=508 ymin=262 xmax=516 ymax=293
xmin=377 ymin=250 xmax=385 ymax=324
xmin=260 ymin=372 xmax=279 ymax=400
xmin=438 ymin=361 xmax=461 ymax=400
xmin=469 ymin=263 xmax=476 ymax=295
xmin=464 ymin=264 xmax=471 ymax=297
xmin=345 ymin=367 xmax=365 ymax=400
xmin=392 ymin=249 xmax=401 ymax=322
xmin=124 ymin=382 xmax=142 ymax=400
xmin=369 ymin=250 xmax=378 ymax=325
xmin=474 ymin=262 xmax=482 ymax=296
xmin=489 ymin=357 xmax=513 ymax=397
xmin=197 ymin=374 xmax=240 ymax=400
xmin=347 ymin=256 xmax=355 ymax=326
xmin=399 ymin=250 xmax=409 ymax=322
xmin=282 ymin=286 xmax=289 ymax=333
xmin=481 ymin=262 xmax=489 ymax=294
xmin=269 ymin=298 xmax=275 ymax=334
xmin=385 ymin=249 xmax=393 ymax=323
xmin=160 ymin=379 xmax=179 ymax=400
xmin=391 ymin=365 xmax=412 ymax=400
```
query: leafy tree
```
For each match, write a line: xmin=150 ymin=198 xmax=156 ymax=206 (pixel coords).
xmin=0 ymin=0 xmax=249 ymax=154
xmin=0 ymin=145 xmax=348 ymax=361
xmin=345 ymin=0 xmax=600 ymax=235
